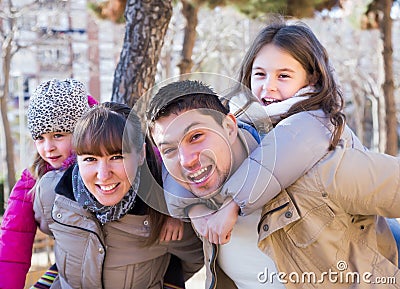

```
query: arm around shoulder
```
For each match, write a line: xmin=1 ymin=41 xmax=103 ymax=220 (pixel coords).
xmin=221 ymin=111 xmax=331 ymax=215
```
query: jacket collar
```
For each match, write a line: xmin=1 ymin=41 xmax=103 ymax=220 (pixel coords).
xmin=55 ymin=165 xmax=76 ymax=200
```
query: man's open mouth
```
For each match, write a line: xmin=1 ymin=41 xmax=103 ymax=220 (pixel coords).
xmin=188 ymin=165 xmax=212 ymax=184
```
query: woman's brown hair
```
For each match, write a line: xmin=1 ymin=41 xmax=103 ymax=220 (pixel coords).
xmin=73 ymin=102 xmax=166 ymax=246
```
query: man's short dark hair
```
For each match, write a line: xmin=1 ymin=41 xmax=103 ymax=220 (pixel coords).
xmin=146 ymin=80 xmax=230 ymax=125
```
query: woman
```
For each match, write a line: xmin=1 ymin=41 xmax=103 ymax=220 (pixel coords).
xmin=33 ymin=102 xmax=203 ymax=288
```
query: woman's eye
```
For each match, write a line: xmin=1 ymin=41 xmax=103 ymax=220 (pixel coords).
xmin=83 ymin=157 xmax=96 ymax=162
xmin=279 ymin=74 xmax=290 ymax=79
xmin=110 ymin=155 xmax=124 ymax=160
xmin=54 ymin=133 xmax=64 ymax=138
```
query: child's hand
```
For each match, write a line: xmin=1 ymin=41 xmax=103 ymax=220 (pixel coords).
xmin=206 ymin=198 xmax=239 ymax=245
xmin=191 ymin=215 xmax=210 ymax=238
xmin=159 ymin=216 xmax=184 ymax=242
xmin=188 ymin=204 xmax=215 ymax=238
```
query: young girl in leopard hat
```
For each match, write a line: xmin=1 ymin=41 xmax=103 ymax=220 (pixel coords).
xmin=0 ymin=78 xmax=97 ymax=289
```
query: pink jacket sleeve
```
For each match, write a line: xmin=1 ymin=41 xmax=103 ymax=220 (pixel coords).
xmin=0 ymin=169 xmax=37 ymax=289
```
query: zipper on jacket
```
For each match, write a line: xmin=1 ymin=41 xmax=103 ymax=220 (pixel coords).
xmin=257 ymin=203 xmax=288 ymax=233
xmin=209 ymin=243 xmax=218 ymax=289
xmin=52 ymin=210 xmax=107 ymax=288
xmin=51 ymin=210 xmax=107 ymax=249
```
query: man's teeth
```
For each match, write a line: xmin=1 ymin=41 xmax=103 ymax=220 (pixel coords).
xmin=189 ymin=167 xmax=208 ymax=178
xmin=193 ymin=176 xmax=207 ymax=183
xmin=100 ymin=184 xmax=117 ymax=191
xmin=189 ymin=167 xmax=209 ymax=183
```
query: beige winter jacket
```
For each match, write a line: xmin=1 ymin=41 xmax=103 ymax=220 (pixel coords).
xmin=201 ymin=109 xmax=400 ymax=288
xmin=224 ymin=109 xmax=400 ymax=288
xmin=257 ymin=143 xmax=400 ymax=289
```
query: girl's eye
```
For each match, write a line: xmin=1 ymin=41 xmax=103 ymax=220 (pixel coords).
xmin=35 ymin=136 xmax=44 ymax=141
xmin=253 ymin=71 xmax=265 ymax=77
xmin=54 ymin=133 xmax=65 ymax=138
xmin=279 ymin=73 xmax=291 ymax=79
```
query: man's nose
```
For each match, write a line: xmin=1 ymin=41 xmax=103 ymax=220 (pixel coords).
xmin=178 ymin=145 xmax=199 ymax=170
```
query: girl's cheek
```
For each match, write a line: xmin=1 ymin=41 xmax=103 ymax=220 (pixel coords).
xmin=250 ymin=83 xmax=260 ymax=95
xmin=34 ymin=143 xmax=43 ymax=154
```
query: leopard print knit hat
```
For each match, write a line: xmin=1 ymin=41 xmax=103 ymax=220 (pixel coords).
xmin=27 ymin=78 xmax=90 ymax=140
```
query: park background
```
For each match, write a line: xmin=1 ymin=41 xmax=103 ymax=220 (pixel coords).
xmin=0 ymin=0 xmax=399 ymax=287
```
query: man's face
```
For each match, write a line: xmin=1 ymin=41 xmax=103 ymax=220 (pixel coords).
xmin=151 ymin=109 xmax=237 ymax=198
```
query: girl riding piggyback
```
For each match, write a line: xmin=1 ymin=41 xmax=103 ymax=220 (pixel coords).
xmin=0 ymin=78 xmax=96 ymax=289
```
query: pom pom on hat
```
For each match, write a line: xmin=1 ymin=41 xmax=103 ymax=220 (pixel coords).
xmin=27 ymin=78 xmax=90 ymax=140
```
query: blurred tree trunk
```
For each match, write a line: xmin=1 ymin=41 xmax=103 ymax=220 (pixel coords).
xmin=0 ymin=10 xmax=17 ymax=195
xmin=111 ymin=0 xmax=172 ymax=108
xmin=364 ymin=0 xmax=397 ymax=155
xmin=380 ymin=0 xmax=397 ymax=155
xmin=287 ymin=0 xmax=315 ymax=18
xmin=178 ymin=0 xmax=199 ymax=77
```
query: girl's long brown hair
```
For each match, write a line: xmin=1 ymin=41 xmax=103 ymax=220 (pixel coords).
xmin=29 ymin=153 xmax=50 ymax=179
xmin=29 ymin=152 xmax=56 ymax=195
xmin=235 ymin=19 xmax=345 ymax=150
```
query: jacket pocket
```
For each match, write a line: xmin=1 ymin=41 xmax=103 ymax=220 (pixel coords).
xmin=258 ymin=189 xmax=300 ymax=237
xmin=286 ymin=203 xmax=334 ymax=248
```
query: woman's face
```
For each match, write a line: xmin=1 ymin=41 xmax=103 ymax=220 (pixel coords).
xmin=250 ymin=43 xmax=310 ymax=105
xmin=77 ymin=145 xmax=145 ymax=206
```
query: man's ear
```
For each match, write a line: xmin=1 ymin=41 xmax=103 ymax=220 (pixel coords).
xmin=222 ymin=113 xmax=238 ymax=144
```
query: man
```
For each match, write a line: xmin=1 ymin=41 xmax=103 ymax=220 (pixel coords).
xmin=146 ymin=80 xmax=400 ymax=289
xmin=146 ymin=80 xmax=284 ymax=289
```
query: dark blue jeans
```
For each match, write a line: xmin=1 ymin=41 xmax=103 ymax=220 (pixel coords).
xmin=387 ymin=218 xmax=400 ymax=267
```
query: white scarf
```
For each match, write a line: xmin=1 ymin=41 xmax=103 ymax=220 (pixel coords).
xmin=72 ymin=164 xmax=141 ymax=224
xmin=230 ymin=86 xmax=315 ymax=132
